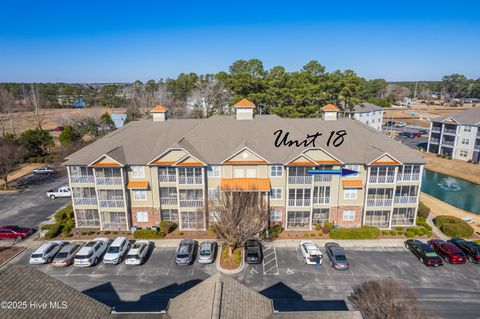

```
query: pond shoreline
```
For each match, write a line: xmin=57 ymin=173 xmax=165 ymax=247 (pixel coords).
xmin=424 ymin=153 xmax=480 ymax=185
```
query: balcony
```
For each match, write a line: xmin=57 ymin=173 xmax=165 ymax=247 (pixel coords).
xmin=288 ymin=176 xmax=312 ymax=184
xmin=441 ymin=140 xmax=455 ymax=147
xmin=99 ymin=200 xmax=124 ymax=208
xmin=429 ymin=138 xmax=439 ymax=144
xmin=314 ymin=175 xmax=332 ymax=183
xmin=70 ymin=175 xmax=94 ymax=184
xmin=313 ymin=197 xmax=330 ymax=205
xmin=366 ymin=198 xmax=393 ymax=207
xmin=397 ymin=174 xmax=420 ymax=182
xmin=394 ymin=196 xmax=417 ymax=205
xmin=96 ymin=177 xmax=123 ymax=186
xmin=161 ymin=197 xmax=178 ymax=205
xmin=74 ymin=198 xmax=97 ymax=206
xmin=178 ymin=176 xmax=202 ymax=185
xmin=443 ymin=128 xmax=457 ymax=135
xmin=288 ymin=199 xmax=311 ymax=207
xmin=369 ymin=176 xmax=394 ymax=184
xmin=179 ymin=200 xmax=203 ymax=208
xmin=431 ymin=127 xmax=441 ymax=133
xmin=159 ymin=175 xmax=176 ymax=183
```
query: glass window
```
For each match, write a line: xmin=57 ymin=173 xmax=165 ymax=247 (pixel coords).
xmin=101 ymin=211 xmax=127 ymax=230
xmin=342 ymin=210 xmax=356 ymax=221
xmin=461 ymin=138 xmax=470 ymax=145
xmin=133 ymin=190 xmax=147 ymax=201
xmin=270 ymin=187 xmax=282 ymax=200
xmin=136 ymin=211 xmax=148 ymax=222
xmin=464 ymin=126 xmax=472 ymax=132
xmin=345 ymin=165 xmax=360 ymax=176
xmin=131 ymin=166 xmax=145 ymax=178
xmin=365 ymin=210 xmax=390 ymax=227
xmin=161 ymin=209 xmax=179 ymax=223
xmin=344 ymin=189 xmax=357 ymax=200
xmin=287 ymin=211 xmax=310 ymax=229
xmin=207 ymin=165 xmax=221 ymax=178
xmin=270 ymin=165 xmax=283 ymax=177
xmin=270 ymin=210 xmax=282 ymax=222
xmin=180 ymin=211 xmax=205 ymax=230
xmin=76 ymin=209 xmax=100 ymax=228
xmin=312 ymin=209 xmax=329 ymax=225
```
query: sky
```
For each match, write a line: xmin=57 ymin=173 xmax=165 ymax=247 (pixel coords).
xmin=1 ymin=0 xmax=479 ymax=83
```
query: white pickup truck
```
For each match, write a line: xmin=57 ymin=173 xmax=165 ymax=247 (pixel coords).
xmin=46 ymin=186 xmax=71 ymax=199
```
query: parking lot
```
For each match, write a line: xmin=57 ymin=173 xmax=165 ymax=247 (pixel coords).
xmin=13 ymin=243 xmax=480 ymax=318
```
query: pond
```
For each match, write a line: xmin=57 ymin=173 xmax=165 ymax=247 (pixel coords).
xmin=421 ymin=170 xmax=480 ymax=214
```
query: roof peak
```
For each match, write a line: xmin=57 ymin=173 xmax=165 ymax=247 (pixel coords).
xmin=234 ymin=98 xmax=256 ymax=108
xmin=150 ymin=105 xmax=169 ymax=112
xmin=321 ymin=104 xmax=340 ymax=111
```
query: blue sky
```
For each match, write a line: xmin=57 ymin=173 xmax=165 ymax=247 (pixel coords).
xmin=1 ymin=0 xmax=479 ymax=82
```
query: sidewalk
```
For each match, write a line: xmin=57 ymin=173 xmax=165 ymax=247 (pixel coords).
xmin=426 ymin=212 xmax=448 ymax=240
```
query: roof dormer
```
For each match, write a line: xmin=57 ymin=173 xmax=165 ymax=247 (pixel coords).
xmin=321 ymin=104 xmax=339 ymax=121
xmin=233 ymin=98 xmax=255 ymax=120
xmin=150 ymin=105 xmax=169 ymax=122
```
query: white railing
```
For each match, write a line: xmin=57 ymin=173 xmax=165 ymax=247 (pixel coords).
xmin=431 ymin=127 xmax=441 ymax=132
xmin=74 ymin=198 xmax=97 ymax=206
xmin=397 ymin=174 xmax=420 ymax=182
xmin=441 ymin=140 xmax=455 ymax=146
xmin=178 ymin=176 xmax=202 ymax=185
xmin=96 ymin=177 xmax=123 ymax=185
xmin=443 ymin=128 xmax=456 ymax=135
xmin=99 ymin=200 xmax=124 ymax=208
xmin=288 ymin=176 xmax=312 ymax=184
xmin=369 ymin=176 xmax=395 ymax=184
xmin=159 ymin=175 xmax=176 ymax=183
xmin=161 ymin=197 xmax=178 ymax=205
xmin=70 ymin=175 xmax=95 ymax=184
xmin=179 ymin=200 xmax=203 ymax=208
xmin=288 ymin=199 xmax=311 ymax=207
xmin=429 ymin=138 xmax=439 ymax=144
xmin=366 ymin=198 xmax=393 ymax=207
xmin=394 ymin=196 xmax=417 ymax=205
xmin=314 ymin=175 xmax=332 ymax=183
xmin=313 ymin=197 xmax=330 ymax=205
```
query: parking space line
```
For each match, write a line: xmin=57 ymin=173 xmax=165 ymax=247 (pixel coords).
xmin=262 ymin=246 xmax=279 ymax=275
xmin=166 ymin=255 xmax=175 ymax=276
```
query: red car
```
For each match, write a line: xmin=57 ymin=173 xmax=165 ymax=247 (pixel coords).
xmin=428 ymin=239 xmax=466 ymax=264
xmin=0 ymin=225 xmax=33 ymax=240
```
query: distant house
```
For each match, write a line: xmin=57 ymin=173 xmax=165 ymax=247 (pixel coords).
xmin=344 ymin=102 xmax=384 ymax=131
xmin=111 ymin=113 xmax=127 ymax=128
xmin=72 ymin=97 xmax=85 ymax=108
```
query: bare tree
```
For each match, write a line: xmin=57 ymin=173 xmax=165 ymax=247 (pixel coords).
xmin=0 ymin=138 xmax=24 ymax=190
xmin=0 ymin=88 xmax=18 ymax=136
xmin=188 ymin=78 xmax=232 ymax=117
xmin=349 ymin=278 xmax=435 ymax=319
xmin=209 ymin=190 xmax=268 ymax=256
xmin=20 ymin=84 xmax=46 ymax=130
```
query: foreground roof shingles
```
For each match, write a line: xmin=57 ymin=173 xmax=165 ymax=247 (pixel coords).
xmin=64 ymin=115 xmax=425 ymax=166
xmin=432 ymin=107 xmax=480 ymax=125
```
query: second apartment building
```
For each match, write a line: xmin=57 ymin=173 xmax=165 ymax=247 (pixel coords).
xmin=64 ymin=100 xmax=425 ymax=232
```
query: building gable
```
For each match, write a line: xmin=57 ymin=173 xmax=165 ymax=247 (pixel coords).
xmin=174 ymin=154 xmax=206 ymax=166
xmin=223 ymin=147 xmax=269 ymax=164
xmin=286 ymin=154 xmax=317 ymax=166
xmin=369 ymin=153 xmax=401 ymax=165
xmin=303 ymin=148 xmax=343 ymax=165
xmin=149 ymin=149 xmax=189 ymax=165
xmin=89 ymin=154 xmax=123 ymax=167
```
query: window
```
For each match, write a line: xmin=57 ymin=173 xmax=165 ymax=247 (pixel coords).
xmin=208 ymin=188 xmax=220 ymax=200
xmin=312 ymin=209 xmax=329 ymax=225
xmin=270 ymin=210 xmax=282 ymax=222
xmin=136 ymin=211 xmax=148 ymax=222
xmin=460 ymin=150 xmax=468 ymax=157
xmin=364 ymin=210 xmax=390 ymax=227
xmin=133 ymin=190 xmax=147 ymax=201
xmin=207 ymin=165 xmax=221 ymax=178
xmin=344 ymin=189 xmax=357 ymax=200
xmin=161 ymin=209 xmax=179 ymax=223
xmin=343 ymin=210 xmax=356 ymax=221
xmin=246 ymin=168 xmax=256 ymax=178
xmin=233 ymin=168 xmax=244 ymax=178
xmin=313 ymin=186 xmax=330 ymax=204
xmin=464 ymin=126 xmax=472 ymax=132
xmin=233 ymin=168 xmax=257 ymax=178
xmin=461 ymin=138 xmax=470 ymax=145
xmin=131 ymin=166 xmax=144 ymax=178
xmin=101 ymin=211 xmax=127 ymax=230
xmin=287 ymin=211 xmax=310 ymax=229
xmin=345 ymin=164 xmax=360 ymax=176
xmin=180 ymin=211 xmax=205 ymax=230
xmin=270 ymin=165 xmax=283 ymax=177
xmin=270 ymin=187 xmax=282 ymax=200
xmin=76 ymin=209 xmax=100 ymax=228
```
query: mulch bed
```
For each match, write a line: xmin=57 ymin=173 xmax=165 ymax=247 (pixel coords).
xmin=219 ymin=244 xmax=241 ymax=270
xmin=0 ymin=246 xmax=25 ymax=267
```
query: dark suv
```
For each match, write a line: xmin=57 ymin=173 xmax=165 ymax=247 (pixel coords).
xmin=405 ymin=239 xmax=443 ymax=267
xmin=448 ymin=238 xmax=480 ymax=263
xmin=244 ymin=239 xmax=263 ymax=264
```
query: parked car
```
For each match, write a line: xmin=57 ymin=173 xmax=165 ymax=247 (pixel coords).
xmin=418 ymin=129 xmax=428 ymax=135
xmin=399 ymin=132 xmax=412 ymax=139
xmin=245 ymin=239 xmax=263 ymax=264
xmin=405 ymin=239 xmax=443 ymax=267
xmin=428 ymin=239 xmax=466 ymax=264
xmin=46 ymin=186 xmax=71 ymax=199
xmin=324 ymin=242 xmax=349 ymax=270
xmin=448 ymin=238 xmax=480 ymax=263
xmin=175 ymin=239 xmax=197 ymax=265
xmin=385 ymin=120 xmax=395 ymax=127
xmin=33 ymin=166 xmax=54 ymax=174
xmin=103 ymin=237 xmax=130 ymax=265
xmin=299 ymin=240 xmax=323 ymax=265
xmin=74 ymin=237 xmax=109 ymax=267
xmin=395 ymin=122 xmax=406 ymax=128
xmin=198 ymin=241 xmax=217 ymax=264
xmin=0 ymin=225 xmax=33 ymax=240
xmin=52 ymin=244 xmax=80 ymax=267
xmin=29 ymin=241 xmax=66 ymax=264
xmin=125 ymin=240 xmax=151 ymax=265
xmin=412 ymin=132 xmax=422 ymax=138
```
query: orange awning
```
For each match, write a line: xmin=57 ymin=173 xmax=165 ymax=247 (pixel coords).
xmin=175 ymin=162 xmax=205 ymax=167
xmin=370 ymin=161 xmax=400 ymax=165
xmin=287 ymin=161 xmax=316 ymax=166
xmin=224 ymin=160 xmax=268 ymax=165
xmin=316 ymin=160 xmax=341 ymax=165
xmin=150 ymin=161 xmax=176 ymax=166
xmin=342 ymin=180 xmax=364 ymax=188
xmin=90 ymin=162 xmax=122 ymax=167
xmin=127 ymin=181 xmax=149 ymax=189
xmin=220 ymin=178 xmax=270 ymax=191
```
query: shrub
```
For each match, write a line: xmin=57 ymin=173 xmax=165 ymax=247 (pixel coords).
xmin=396 ymin=231 xmax=404 ymax=236
xmin=434 ymin=215 xmax=461 ymax=228
xmin=416 ymin=218 xmax=432 ymax=231
xmin=382 ymin=230 xmax=390 ymax=236
xmin=314 ymin=224 xmax=322 ymax=231
xmin=417 ymin=202 xmax=430 ymax=219
xmin=441 ymin=223 xmax=474 ymax=237
xmin=87 ymin=231 xmax=95 ymax=235
xmin=44 ymin=224 xmax=62 ymax=240
xmin=133 ymin=229 xmax=165 ymax=239
xmin=269 ymin=224 xmax=283 ymax=238
xmin=112 ymin=231 xmax=118 ymax=235
xmin=322 ymin=221 xmax=334 ymax=234
xmin=405 ymin=231 xmax=415 ymax=238
xmin=178 ymin=232 xmax=184 ymax=236
xmin=394 ymin=226 xmax=404 ymax=232
xmin=159 ymin=221 xmax=178 ymax=235
xmin=81 ymin=231 xmax=87 ymax=235
xmin=330 ymin=226 xmax=380 ymax=240
xmin=303 ymin=233 xmax=310 ymax=237
xmin=104 ymin=231 xmax=111 ymax=235
xmin=41 ymin=224 xmax=55 ymax=231
xmin=367 ymin=97 xmax=392 ymax=108
xmin=64 ymin=233 xmax=73 ymax=237
xmin=389 ymin=230 xmax=397 ymax=236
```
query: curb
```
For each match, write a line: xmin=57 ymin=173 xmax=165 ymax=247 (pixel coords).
xmin=216 ymin=245 xmax=244 ymax=275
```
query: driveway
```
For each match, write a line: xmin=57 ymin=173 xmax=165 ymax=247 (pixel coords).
xmin=0 ymin=172 xmax=69 ymax=228
xmin=12 ymin=244 xmax=480 ymax=318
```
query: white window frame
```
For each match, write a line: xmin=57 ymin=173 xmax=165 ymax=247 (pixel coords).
xmin=207 ymin=165 xmax=221 ymax=178
xmin=464 ymin=126 xmax=472 ymax=132
xmin=461 ymin=138 xmax=470 ymax=145
xmin=270 ymin=165 xmax=283 ymax=177
xmin=344 ymin=189 xmax=357 ymax=200
xmin=270 ymin=187 xmax=283 ymax=200
xmin=460 ymin=150 xmax=468 ymax=157
xmin=133 ymin=190 xmax=147 ymax=201
xmin=233 ymin=168 xmax=245 ymax=178
xmin=270 ymin=210 xmax=282 ymax=222
xmin=345 ymin=164 xmax=360 ymax=177
xmin=343 ymin=210 xmax=356 ymax=221
xmin=131 ymin=166 xmax=145 ymax=178
xmin=136 ymin=211 xmax=148 ymax=222
xmin=246 ymin=168 xmax=257 ymax=178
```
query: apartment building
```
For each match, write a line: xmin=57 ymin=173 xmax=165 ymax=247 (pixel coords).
xmin=427 ymin=107 xmax=480 ymax=162
xmin=344 ymin=102 xmax=384 ymax=131
xmin=64 ymin=99 xmax=425 ymax=232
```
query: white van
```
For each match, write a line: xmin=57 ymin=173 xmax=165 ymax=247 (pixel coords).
xmin=103 ymin=237 xmax=129 ymax=265
xmin=29 ymin=241 xmax=65 ymax=264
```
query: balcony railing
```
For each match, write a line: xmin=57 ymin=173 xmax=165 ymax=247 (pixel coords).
xmin=369 ymin=176 xmax=394 ymax=184
xmin=441 ymin=140 xmax=455 ymax=146
xmin=313 ymin=197 xmax=330 ymax=205
xmin=394 ymin=196 xmax=417 ymax=205
xmin=70 ymin=175 xmax=94 ymax=184
xmin=443 ymin=128 xmax=456 ymax=135
xmin=288 ymin=176 xmax=312 ymax=184
xmin=431 ymin=127 xmax=441 ymax=133
xmin=159 ymin=175 xmax=176 ymax=183
xmin=179 ymin=200 xmax=203 ymax=208
xmin=366 ymin=198 xmax=393 ymax=207
xmin=99 ymin=200 xmax=124 ymax=208
xmin=288 ymin=199 xmax=311 ymax=207
xmin=96 ymin=177 xmax=123 ymax=185
xmin=314 ymin=175 xmax=332 ymax=183
xmin=74 ymin=198 xmax=97 ymax=206
xmin=397 ymin=174 xmax=420 ymax=182
xmin=429 ymin=138 xmax=439 ymax=144
xmin=161 ymin=197 xmax=178 ymax=205
xmin=178 ymin=176 xmax=202 ymax=185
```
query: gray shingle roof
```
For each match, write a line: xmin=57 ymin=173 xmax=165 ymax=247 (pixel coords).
xmin=0 ymin=265 xmax=111 ymax=319
xmin=348 ymin=102 xmax=383 ymax=113
xmin=432 ymin=107 xmax=480 ymax=125
xmin=64 ymin=115 xmax=425 ymax=166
